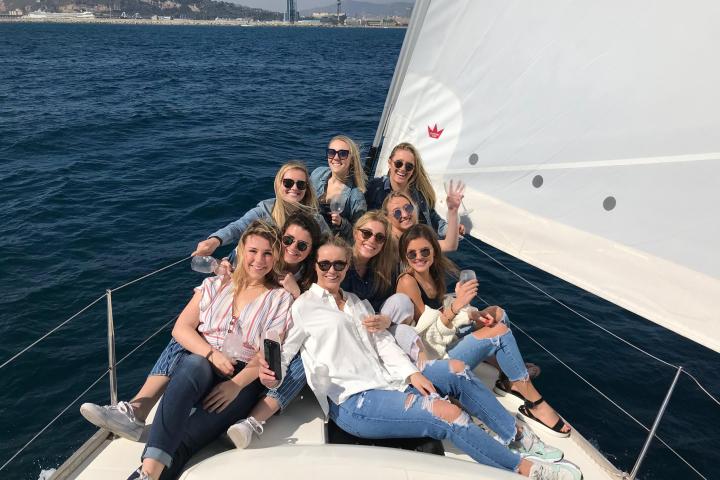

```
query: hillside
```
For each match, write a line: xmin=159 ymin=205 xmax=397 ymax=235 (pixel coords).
xmin=300 ymin=0 xmax=413 ymax=18
xmin=0 ymin=0 xmax=282 ymax=20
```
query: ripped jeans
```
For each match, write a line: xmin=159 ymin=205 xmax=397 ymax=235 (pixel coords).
xmin=448 ymin=317 xmax=529 ymax=382
xmin=329 ymin=359 xmax=521 ymax=472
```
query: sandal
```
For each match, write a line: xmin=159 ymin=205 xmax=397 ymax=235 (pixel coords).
xmin=493 ymin=379 xmax=527 ymax=409
xmin=517 ymin=397 xmax=570 ymax=438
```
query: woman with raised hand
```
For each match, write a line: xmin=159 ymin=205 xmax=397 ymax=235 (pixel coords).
xmin=80 ymin=213 xmax=319 ymax=445
xmin=396 ymin=224 xmax=571 ymax=438
xmin=366 ymin=142 xmax=463 ymax=238
xmin=310 ymin=135 xmax=367 ymax=241
xmin=258 ymin=235 xmax=581 ymax=480
xmin=382 ymin=182 xmax=463 ymax=252
xmin=193 ymin=161 xmax=329 ymax=257
xmin=127 ymin=221 xmax=293 ymax=480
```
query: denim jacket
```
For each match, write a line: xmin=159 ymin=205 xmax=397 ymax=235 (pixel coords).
xmin=310 ymin=166 xmax=367 ymax=241
xmin=365 ymin=175 xmax=448 ymax=238
xmin=210 ymin=198 xmax=330 ymax=247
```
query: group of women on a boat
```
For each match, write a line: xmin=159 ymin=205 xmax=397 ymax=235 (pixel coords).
xmin=80 ymin=135 xmax=582 ymax=480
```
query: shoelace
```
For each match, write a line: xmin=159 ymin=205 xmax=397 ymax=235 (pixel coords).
xmin=245 ymin=416 xmax=264 ymax=435
xmin=113 ymin=401 xmax=137 ymax=422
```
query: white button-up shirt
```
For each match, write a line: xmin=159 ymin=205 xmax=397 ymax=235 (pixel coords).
xmin=281 ymin=284 xmax=419 ymax=417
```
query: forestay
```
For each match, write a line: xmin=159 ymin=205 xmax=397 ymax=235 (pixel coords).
xmin=374 ymin=0 xmax=720 ymax=353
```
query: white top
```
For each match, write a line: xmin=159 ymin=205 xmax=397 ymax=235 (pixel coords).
xmin=281 ymin=284 xmax=419 ymax=416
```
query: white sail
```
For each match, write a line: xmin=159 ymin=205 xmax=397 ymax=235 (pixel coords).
xmin=375 ymin=0 xmax=720 ymax=353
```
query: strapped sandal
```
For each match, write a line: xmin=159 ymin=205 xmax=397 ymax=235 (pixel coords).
xmin=493 ymin=378 xmax=528 ymax=409
xmin=517 ymin=397 xmax=570 ymax=438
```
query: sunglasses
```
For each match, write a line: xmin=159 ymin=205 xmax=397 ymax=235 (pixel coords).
xmin=282 ymin=178 xmax=307 ymax=190
xmin=393 ymin=159 xmax=415 ymax=172
xmin=282 ymin=235 xmax=309 ymax=252
xmin=357 ymin=228 xmax=386 ymax=244
xmin=406 ymin=248 xmax=432 ymax=260
xmin=317 ymin=260 xmax=348 ymax=272
xmin=392 ymin=203 xmax=415 ymax=221
xmin=327 ymin=148 xmax=350 ymax=160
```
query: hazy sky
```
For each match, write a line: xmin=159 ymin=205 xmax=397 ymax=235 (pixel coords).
xmin=235 ymin=0 xmax=404 ymax=12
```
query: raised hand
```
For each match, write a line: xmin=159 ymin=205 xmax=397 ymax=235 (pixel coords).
xmin=454 ymin=278 xmax=479 ymax=310
xmin=278 ymin=272 xmax=301 ymax=299
xmin=445 ymin=180 xmax=465 ymax=212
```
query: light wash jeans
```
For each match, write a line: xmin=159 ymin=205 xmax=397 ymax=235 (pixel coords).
xmin=448 ymin=314 xmax=529 ymax=382
xmin=148 ymin=338 xmax=186 ymax=377
xmin=329 ymin=358 xmax=521 ymax=472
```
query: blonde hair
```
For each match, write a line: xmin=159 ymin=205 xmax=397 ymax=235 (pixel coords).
xmin=272 ymin=161 xmax=319 ymax=229
xmin=388 ymin=143 xmax=436 ymax=209
xmin=232 ymin=220 xmax=283 ymax=292
xmin=353 ymin=210 xmax=395 ymax=296
xmin=329 ymin=134 xmax=367 ymax=192
xmin=381 ymin=191 xmax=419 ymax=233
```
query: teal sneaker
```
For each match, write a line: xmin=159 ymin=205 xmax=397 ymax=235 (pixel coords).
xmin=510 ymin=424 xmax=564 ymax=463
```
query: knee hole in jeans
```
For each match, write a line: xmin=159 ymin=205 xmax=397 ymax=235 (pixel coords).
xmin=471 ymin=322 xmax=509 ymax=340
xmin=448 ymin=359 xmax=465 ymax=373
xmin=428 ymin=398 xmax=470 ymax=427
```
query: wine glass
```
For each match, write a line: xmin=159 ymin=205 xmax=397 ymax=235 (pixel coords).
xmin=329 ymin=196 xmax=343 ymax=215
xmin=191 ymin=255 xmax=219 ymax=274
xmin=459 ymin=269 xmax=476 ymax=284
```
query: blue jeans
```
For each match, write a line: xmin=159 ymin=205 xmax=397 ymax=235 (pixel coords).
xmin=421 ymin=359 xmax=517 ymax=445
xmin=143 ymin=353 xmax=264 ymax=479
xmin=329 ymin=385 xmax=521 ymax=472
xmin=148 ymin=339 xmax=187 ymax=377
xmin=448 ymin=327 xmax=529 ymax=382
xmin=266 ymin=353 xmax=306 ymax=410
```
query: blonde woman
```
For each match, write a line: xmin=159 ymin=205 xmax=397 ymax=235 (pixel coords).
xmin=310 ymin=135 xmax=367 ymax=241
xmin=366 ymin=142 xmax=462 ymax=238
xmin=193 ymin=161 xmax=330 ymax=257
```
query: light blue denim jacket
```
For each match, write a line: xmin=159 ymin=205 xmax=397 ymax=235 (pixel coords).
xmin=209 ymin=198 xmax=330 ymax=247
xmin=310 ymin=166 xmax=367 ymax=241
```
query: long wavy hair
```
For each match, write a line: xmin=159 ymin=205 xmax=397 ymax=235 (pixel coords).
xmin=282 ymin=211 xmax=321 ymax=291
xmin=329 ymin=134 xmax=367 ymax=192
xmin=353 ymin=210 xmax=395 ymax=297
xmin=271 ymin=161 xmax=319 ymax=229
xmin=388 ymin=142 xmax=436 ymax=209
xmin=232 ymin=220 xmax=283 ymax=292
xmin=398 ymin=224 xmax=457 ymax=303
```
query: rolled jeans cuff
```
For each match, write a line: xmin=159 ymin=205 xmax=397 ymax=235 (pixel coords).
xmin=142 ymin=446 xmax=173 ymax=468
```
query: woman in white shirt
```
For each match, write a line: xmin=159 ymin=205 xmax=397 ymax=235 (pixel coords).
xmin=259 ymin=235 xmax=582 ymax=480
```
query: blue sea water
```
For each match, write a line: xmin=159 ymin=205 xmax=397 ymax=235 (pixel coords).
xmin=0 ymin=23 xmax=718 ymax=480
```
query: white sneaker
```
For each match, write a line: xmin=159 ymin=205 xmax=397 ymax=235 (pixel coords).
xmin=80 ymin=401 xmax=144 ymax=441
xmin=511 ymin=423 xmax=563 ymax=463
xmin=529 ymin=460 xmax=582 ymax=480
xmin=227 ymin=416 xmax=263 ymax=449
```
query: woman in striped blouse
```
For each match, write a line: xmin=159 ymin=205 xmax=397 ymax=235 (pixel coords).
xmin=130 ymin=221 xmax=293 ymax=480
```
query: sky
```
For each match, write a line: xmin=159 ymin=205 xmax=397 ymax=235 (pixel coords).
xmin=235 ymin=0 xmax=405 ymax=12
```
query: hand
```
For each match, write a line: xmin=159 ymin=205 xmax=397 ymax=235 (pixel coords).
xmin=202 ymin=380 xmax=242 ymax=413
xmin=458 ymin=224 xmax=466 ymax=235
xmin=279 ymin=272 xmax=301 ymax=299
xmin=258 ymin=357 xmax=279 ymax=389
xmin=454 ymin=279 xmax=479 ymax=310
xmin=409 ymin=372 xmax=437 ymax=396
xmin=330 ymin=212 xmax=342 ymax=226
xmin=193 ymin=237 xmax=221 ymax=257
xmin=363 ymin=314 xmax=391 ymax=333
xmin=208 ymin=349 xmax=234 ymax=377
xmin=470 ymin=310 xmax=495 ymax=328
xmin=216 ymin=257 xmax=234 ymax=281
xmin=445 ymin=180 xmax=465 ymax=212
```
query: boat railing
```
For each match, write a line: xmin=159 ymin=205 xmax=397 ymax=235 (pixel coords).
xmin=0 ymin=250 xmax=717 ymax=478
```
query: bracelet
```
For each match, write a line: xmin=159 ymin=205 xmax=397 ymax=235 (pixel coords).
xmin=205 ymin=348 xmax=214 ymax=361
xmin=449 ymin=303 xmax=459 ymax=316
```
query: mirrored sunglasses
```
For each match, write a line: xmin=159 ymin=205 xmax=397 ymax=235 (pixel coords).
xmin=392 ymin=203 xmax=415 ymax=220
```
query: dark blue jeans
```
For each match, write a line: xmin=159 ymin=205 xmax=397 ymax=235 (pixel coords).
xmin=143 ymin=353 xmax=264 ymax=479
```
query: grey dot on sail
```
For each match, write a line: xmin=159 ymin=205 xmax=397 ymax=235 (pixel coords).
xmin=603 ymin=196 xmax=616 ymax=211
xmin=532 ymin=175 xmax=543 ymax=188
xmin=468 ymin=153 xmax=478 ymax=165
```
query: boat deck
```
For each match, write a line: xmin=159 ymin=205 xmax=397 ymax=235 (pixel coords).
xmin=56 ymin=364 xmax=624 ymax=480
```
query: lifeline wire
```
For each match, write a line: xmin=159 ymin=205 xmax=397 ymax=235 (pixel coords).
xmin=0 ymin=313 xmax=179 ymax=473
xmin=111 ymin=256 xmax=192 ymax=293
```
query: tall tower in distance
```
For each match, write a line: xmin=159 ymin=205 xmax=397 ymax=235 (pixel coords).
xmin=286 ymin=0 xmax=298 ymax=23
xmin=336 ymin=0 xmax=341 ymax=24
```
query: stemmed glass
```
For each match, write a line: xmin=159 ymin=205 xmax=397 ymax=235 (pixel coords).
xmin=329 ymin=196 xmax=343 ymax=215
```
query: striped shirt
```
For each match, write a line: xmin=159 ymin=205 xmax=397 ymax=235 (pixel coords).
xmin=195 ymin=276 xmax=293 ymax=362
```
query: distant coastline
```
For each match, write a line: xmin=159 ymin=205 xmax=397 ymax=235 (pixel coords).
xmin=0 ymin=16 xmax=407 ymax=28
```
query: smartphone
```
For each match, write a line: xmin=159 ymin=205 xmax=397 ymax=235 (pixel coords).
xmin=263 ymin=338 xmax=282 ymax=383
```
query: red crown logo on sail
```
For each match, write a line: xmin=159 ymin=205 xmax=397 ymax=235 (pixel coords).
xmin=427 ymin=124 xmax=444 ymax=139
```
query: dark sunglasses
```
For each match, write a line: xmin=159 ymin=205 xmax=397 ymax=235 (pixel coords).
xmin=357 ymin=228 xmax=386 ymax=244
xmin=393 ymin=159 xmax=415 ymax=172
xmin=282 ymin=235 xmax=309 ymax=252
xmin=282 ymin=178 xmax=307 ymax=190
xmin=392 ymin=203 xmax=415 ymax=220
xmin=327 ymin=148 xmax=350 ymax=160
xmin=406 ymin=248 xmax=432 ymax=260
xmin=317 ymin=260 xmax=348 ymax=272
